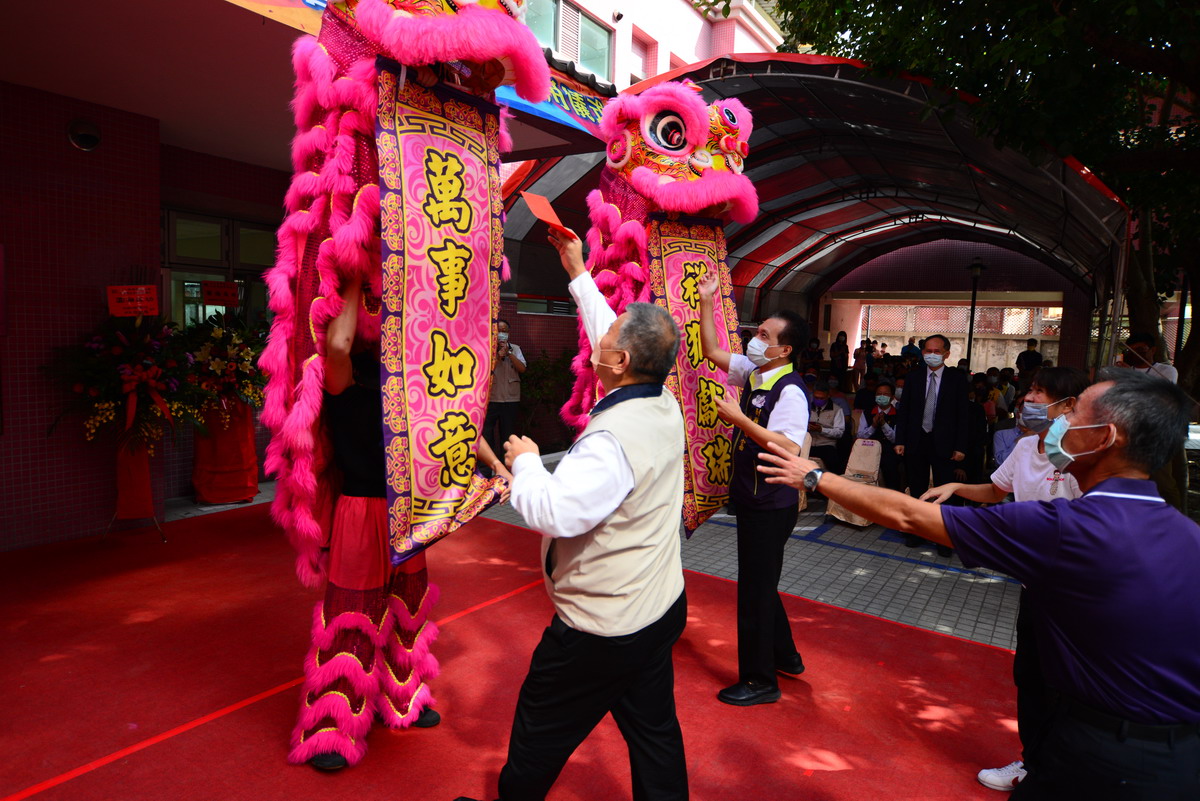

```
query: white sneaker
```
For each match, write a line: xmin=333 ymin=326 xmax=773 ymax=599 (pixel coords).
xmin=977 ymin=760 xmax=1027 ymax=791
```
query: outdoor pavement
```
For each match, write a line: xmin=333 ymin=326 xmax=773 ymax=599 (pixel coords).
xmin=170 ymin=462 xmax=1022 ymax=651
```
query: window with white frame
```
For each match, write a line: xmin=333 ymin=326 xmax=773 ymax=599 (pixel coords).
xmin=526 ymin=0 xmax=612 ymax=81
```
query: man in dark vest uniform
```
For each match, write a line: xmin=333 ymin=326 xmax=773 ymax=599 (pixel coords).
xmin=697 ymin=273 xmax=810 ymax=706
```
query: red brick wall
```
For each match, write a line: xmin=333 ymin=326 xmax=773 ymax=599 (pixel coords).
xmin=0 ymin=82 xmax=162 ymax=549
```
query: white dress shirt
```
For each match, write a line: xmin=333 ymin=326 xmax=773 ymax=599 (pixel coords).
xmin=510 ymin=272 xmax=636 ymax=538
xmin=857 ymin=409 xmax=896 ymax=442
xmin=726 ymin=355 xmax=809 ymax=447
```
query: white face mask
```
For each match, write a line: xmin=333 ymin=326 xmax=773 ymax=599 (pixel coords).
xmin=923 ymin=352 xmax=944 ymax=369
xmin=591 ymin=347 xmax=626 ymax=371
xmin=498 ymin=332 xmax=509 ymax=343
xmin=746 ymin=337 xmax=773 ymax=367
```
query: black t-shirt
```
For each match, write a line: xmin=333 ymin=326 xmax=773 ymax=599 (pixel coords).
xmin=854 ymin=387 xmax=876 ymax=411
xmin=324 ymin=381 xmax=387 ymax=498
xmin=1016 ymin=350 xmax=1043 ymax=374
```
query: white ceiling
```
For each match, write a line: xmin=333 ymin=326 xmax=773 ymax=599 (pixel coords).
xmin=1 ymin=0 xmax=300 ymax=172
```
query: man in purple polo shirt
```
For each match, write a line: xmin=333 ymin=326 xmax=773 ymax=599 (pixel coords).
xmin=758 ymin=368 xmax=1200 ymax=800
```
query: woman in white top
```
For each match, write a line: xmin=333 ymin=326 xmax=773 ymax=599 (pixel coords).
xmin=921 ymin=366 xmax=1091 ymax=793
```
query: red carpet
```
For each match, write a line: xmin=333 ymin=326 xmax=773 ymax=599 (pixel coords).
xmin=1 ymin=506 xmax=1018 ymax=800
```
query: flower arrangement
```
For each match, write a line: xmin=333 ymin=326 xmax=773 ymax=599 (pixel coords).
xmin=184 ymin=313 xmax=267 ymax=427
xmin=48 ymin=316 xmax=210 ymax=454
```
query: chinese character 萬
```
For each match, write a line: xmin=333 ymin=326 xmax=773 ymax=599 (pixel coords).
xmin=421 ymin=150 xmax=473 ymax=235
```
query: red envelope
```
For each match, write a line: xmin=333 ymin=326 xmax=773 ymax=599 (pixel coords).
xmin=520 ymin=191 xmax=574 ymax=237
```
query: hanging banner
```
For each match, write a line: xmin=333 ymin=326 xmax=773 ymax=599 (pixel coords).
xmin=201 ymin=281 xmax=240 ymax=305
xmin=107 ymin=285 xmax=159 ymax=317
xmin=376 ymin=59 xmax=507 ymax=565
xmin=647 ymin=215 xmax=741 ymax=533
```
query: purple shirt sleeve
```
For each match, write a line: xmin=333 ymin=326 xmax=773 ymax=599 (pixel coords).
xmin=941 ymin=500 xmax=1066 ymax=585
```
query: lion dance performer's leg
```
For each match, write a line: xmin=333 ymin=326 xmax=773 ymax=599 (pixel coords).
xmin=376 ymin=557 xmax=440 ymax=728
xmin=289 ymin=495 xmax=429 ymax=767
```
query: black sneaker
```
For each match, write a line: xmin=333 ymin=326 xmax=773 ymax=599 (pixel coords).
xmin=309 ymin=752 xmax=348 ymax=771
xmin=413 ymin=707 xmax=441 ymax=728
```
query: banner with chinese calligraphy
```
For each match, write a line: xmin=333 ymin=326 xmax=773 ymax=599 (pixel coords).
xmin=376 ymin=60 xmax=507 ymax=564
xmin=647 ymin=215 xmax=741 ymax=533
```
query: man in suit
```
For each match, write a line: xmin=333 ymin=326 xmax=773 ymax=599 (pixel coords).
xmin=894 ymin=334 xmax=968 ymax=555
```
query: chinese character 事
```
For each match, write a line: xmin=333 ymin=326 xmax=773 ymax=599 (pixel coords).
xmin=428 ymin=238 xmax=473 ymax=318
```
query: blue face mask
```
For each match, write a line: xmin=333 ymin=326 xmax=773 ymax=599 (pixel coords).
xmin=1019 ymin=397 xmax=1070 ymax=434
xmin=813 ymin=397 xmax=828 ymax=408
xmin=875 ymin=395 xmax=892 ymax=407
xmin=1043 ymin=415 xmax=1113 ymax=472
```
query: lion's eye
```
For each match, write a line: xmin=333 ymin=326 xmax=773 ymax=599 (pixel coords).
xmin=648 ymin=112 xmax=688 ymax=152
xmin=722 ymin=106 xmax=738 ymax=126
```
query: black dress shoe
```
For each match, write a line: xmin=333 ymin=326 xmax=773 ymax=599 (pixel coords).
xmin=309 ymin=752 xmax=348 ymax=771
xmin=717 ymin=681 xmax=781 ymax=706
xmin=776 ymin=654 xmax=806 ymax=677
xmin=413 ymin=707 xmax=441 ymax=728
xmin=936 ymin=544 xmax=953 ymax=558
xmin=903 ymin=534 xmax=922 ymax=547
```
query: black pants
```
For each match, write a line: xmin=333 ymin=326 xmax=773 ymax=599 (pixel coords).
xmin=484 ymin=401 xmax=520 ymax=450
xmin=735 ymin=505 xmax=800 ymax=687
xmin=810 ymin=444 xmax=841 ymax=475
xmin=498 ymin=593 xmax=688 ymax=801
xmin=903 ymin=431 xmax=958 ymax=498
xmin=1014 ymin=695 xmax=1200 ymax=800
xmin=1014 ymin=590 xmax=1051 ymax=762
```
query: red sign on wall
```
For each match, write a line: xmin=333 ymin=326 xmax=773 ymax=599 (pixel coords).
xmin=201 ymin=281 xmax=240 ymax=305
xmin=107 ymin=285 xmax=159 ymax=317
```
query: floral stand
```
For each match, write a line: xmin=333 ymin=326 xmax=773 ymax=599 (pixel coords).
xmin=192 ymin=400 xmax=259 ymax=504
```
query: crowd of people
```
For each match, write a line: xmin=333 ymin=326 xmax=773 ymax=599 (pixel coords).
xmin=306 ymin=229 xmax=1198 ymax=800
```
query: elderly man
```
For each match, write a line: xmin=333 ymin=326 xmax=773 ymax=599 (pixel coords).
xmin=759 ymin=369 xmax=1200 ymax=800
xmin=696 ymin=273 xmax=810 ymax=706
xmin=455 ymin=228 xmax=688 ymax=801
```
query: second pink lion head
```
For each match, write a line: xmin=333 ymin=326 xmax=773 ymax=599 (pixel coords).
xmin=599 ymin=80 xmax=758 ymax=224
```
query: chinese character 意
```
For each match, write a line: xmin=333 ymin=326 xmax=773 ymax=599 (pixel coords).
xmin=427 ymin=238 xmax=473 ymax=318
xmin=428 ymin=410 xmax=478 ymax=489
xmin=684 ymin=319 xmax=704 ymax=369
xmin=422 ymin=329 xmax=477 ymax=398
xmin=421 ymin=150 xmax=473 ymax=235
xmin=701 ymin=434 xmax=733 ymax=486
xmin=679 ymin=260 xmax=708 ymax=310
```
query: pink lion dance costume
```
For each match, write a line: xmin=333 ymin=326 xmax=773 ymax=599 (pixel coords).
xmin=261 ymin=0 xmax=547 ymax=768
xmin=563 ymin=80 xmax=758 ymax=531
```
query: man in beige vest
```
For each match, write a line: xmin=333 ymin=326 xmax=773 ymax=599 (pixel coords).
xmin=454 ymin=227 xmax=688 ymax=801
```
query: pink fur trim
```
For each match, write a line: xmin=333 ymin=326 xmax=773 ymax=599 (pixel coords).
xmin=352 ymin=0 xmax=549 ymax=103
xmin=499 ymin=107 xmax=514 ymax=153
xmin=599 ymin=82 xmax=708 ymax=149
xmin=629 ymin=166 xmax=759 ymax=225
xmin=375 ymin=680 xmax=436 ymax=729
xmin=288 ymin=726 xmax=369 ymax=767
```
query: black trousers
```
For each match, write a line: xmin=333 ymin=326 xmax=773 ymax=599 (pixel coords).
xmin=903 ymin=431 xmax=958 ymax=498
xmin=1014 ymin=695 xmax=1200 ymax=800
xmin=498 ymin=592 xmax=688 ymax=801
xmin=809 ymin=444 xmax=841 ymax=475
xmin=1014 ymin=590 xmax=1052 ymax=762
xmin=484 ymin=401 xmax=520 ymax=449
xmin=735 ymin=505 xmax=800 ymax=687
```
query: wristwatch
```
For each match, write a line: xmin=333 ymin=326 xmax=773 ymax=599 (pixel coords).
xmin=803 ymin=468 xmax=825 ymax=492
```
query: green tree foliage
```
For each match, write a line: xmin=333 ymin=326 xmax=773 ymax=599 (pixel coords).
xmin=774 ymin=1 xmax=1200 ymax=381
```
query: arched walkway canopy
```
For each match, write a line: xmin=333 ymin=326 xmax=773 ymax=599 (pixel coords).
xmin=506 ymin=53 xmax=1128 ymax=324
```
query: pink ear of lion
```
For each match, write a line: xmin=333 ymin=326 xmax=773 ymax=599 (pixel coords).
xmin=598 ymin=81 xmax=711 ymax=149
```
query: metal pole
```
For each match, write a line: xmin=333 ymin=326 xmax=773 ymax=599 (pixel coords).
xmin=966 ymin=257 xmax=983 ymax=372
xmin=1175 ymin=273 xmax=1189 ymax=361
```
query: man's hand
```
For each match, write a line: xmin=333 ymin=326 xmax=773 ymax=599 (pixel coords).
xmin=920 ymin=484 xmax=959 ymax=504
xmin=547 ymin=228 xmax=585 ymax=279
xmin=757 ymin=441 xmax=820 ymax=489
xmin=894 ymin=445 xmax=905 ymax=456
xmin=503 ymin=435 xmax=540 ymax=468
xmin=873 ymin=413 xmax=886 ymax=427
xmin=950 ymin=450 xmax=965 ymax=462
xmin=714 ymin=394 xmax=746 ymax=426
xmin=808 ymin=421 xmax=822 ymax=433
xmin=698 ymin=271 xmax=719 ymax=304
